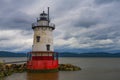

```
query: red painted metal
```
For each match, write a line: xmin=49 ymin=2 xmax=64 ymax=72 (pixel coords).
xmin=27 ymin=60 xmax=58 ymax=70
xmin=27 ymin=52 xmax=59 ymax=70
xmin=32 ymin=56 xmax=54 ymax=60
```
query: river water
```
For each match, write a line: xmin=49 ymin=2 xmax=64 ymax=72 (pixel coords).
xmin=0 ymin=57 xmax=120 ymax=80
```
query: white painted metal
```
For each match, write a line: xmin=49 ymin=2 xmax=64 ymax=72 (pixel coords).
xmin=32 ymin=25 xmax=54 ymax=52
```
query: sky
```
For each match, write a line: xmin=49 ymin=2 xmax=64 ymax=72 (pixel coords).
xmin=0 ymin=0 xmax=120 ymax=53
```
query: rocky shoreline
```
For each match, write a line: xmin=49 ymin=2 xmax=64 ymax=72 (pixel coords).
xmin=59 ymin=64 xmax=81 ymax=71
xmin=0 ymin=62 xmax=26 ymax=78
xmin=0 ymin=62 xmax=81 ymax=78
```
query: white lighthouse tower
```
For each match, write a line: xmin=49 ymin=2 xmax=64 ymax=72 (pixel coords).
xmin=27 ymin=7 xmax=58 ymax=72
xmin=32 ymin=11 xmax=54 ymax=52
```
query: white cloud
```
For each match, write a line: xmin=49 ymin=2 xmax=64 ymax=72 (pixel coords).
xmin=97 ymin=39 xmax=113 ymax=45
xmin=0 ymin=30 xmax=33 ymax=52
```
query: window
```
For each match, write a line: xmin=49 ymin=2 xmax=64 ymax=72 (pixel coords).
xmin=46 ymin=44 xmax=50 ymax=51
xmin=36 ymin=36 xmax=40 ymax=42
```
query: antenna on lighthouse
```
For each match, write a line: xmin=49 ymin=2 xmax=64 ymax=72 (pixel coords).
xmin=48 ymin=7 xmax=50 ymax=25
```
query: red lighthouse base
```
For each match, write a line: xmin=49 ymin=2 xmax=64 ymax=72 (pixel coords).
xmin=27 ymin=51 xmax=58 ymax=72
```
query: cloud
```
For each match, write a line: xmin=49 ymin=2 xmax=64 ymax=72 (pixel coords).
xmin=0 ymin=0 xmax=120 ymax=52
xmin=0 ymin=30 xmax=33 ymax=52
xmin=94 ymin=0 xmax=120 ymax=5
xmin=0 ymin=9 xmax=33 ymax=30
xmin=53 ymin=0 xmax=120 ymax=51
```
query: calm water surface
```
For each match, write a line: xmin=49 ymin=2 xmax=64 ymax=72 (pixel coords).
xmin=0 ymin=57 xmax=120 ymax=80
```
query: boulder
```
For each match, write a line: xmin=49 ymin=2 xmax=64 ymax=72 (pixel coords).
xmin=59 ymin=64 xmax=81 ymax=71
xmin=0 ymin=63 xmax=27 ymax=78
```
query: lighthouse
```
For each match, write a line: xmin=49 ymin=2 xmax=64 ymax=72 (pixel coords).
xmin=27 ymin=7 xmax=58 ymax=72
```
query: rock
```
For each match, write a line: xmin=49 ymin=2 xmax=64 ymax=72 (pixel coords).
xmin=0 ymin=62 xmax=27 ymax=78
xmin=0 ymin=62 xmax=81 ymax=78
xmin=59 ymin=64 xmax=81 ymax=71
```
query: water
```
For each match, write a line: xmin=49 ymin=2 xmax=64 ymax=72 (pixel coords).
xmin=0 ymin=57 xmax=27 ymax=63
xmin=0 ymin=57 xmax=120 ymax=80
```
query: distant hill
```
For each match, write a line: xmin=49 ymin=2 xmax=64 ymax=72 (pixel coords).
xmin=58 ymin=52 xmax=120 ymax=57
xmin=0 ymin=51 xmax=120 ymax=57
xmin=0 ymin=51 xmax=26 ymax=57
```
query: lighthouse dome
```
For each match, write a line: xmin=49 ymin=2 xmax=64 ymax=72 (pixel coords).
xmin=40 ymin=11 xmax=48 ymax=21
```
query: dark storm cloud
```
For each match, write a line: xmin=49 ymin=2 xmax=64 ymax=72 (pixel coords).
xmin=0 ymin=37 xmax=9 ymax=41
xmin=54 ymin=0 xmax=120 ymax=52
xmin=0 ymin=0 xmax=120 ymax=52
xmin=55 ymin=0 xmax=79 ymax=10
xmin=95 ymin=0 xmax=120 ymax=5
xmin=0 ymin=0 xmax=36 ymax=30
xmin=0 ymin=11 xmax=33 ymax=30
xmin=86 ymin=26 xmax=120 ymax=40
xmin=74 ymin=16 xmax=100 ymax=28
xmin=53 ymin=0 xmax=83 ymax=17
xmin=0 ymin=0 xmax=42 ymax=52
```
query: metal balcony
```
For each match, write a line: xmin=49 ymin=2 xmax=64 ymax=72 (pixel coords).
xmin=32 ymin=22 xmax=55 ymax=30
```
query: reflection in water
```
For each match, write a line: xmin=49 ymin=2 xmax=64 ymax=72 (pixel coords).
xmin=27 ymin=72 xmax=59 ymax=80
